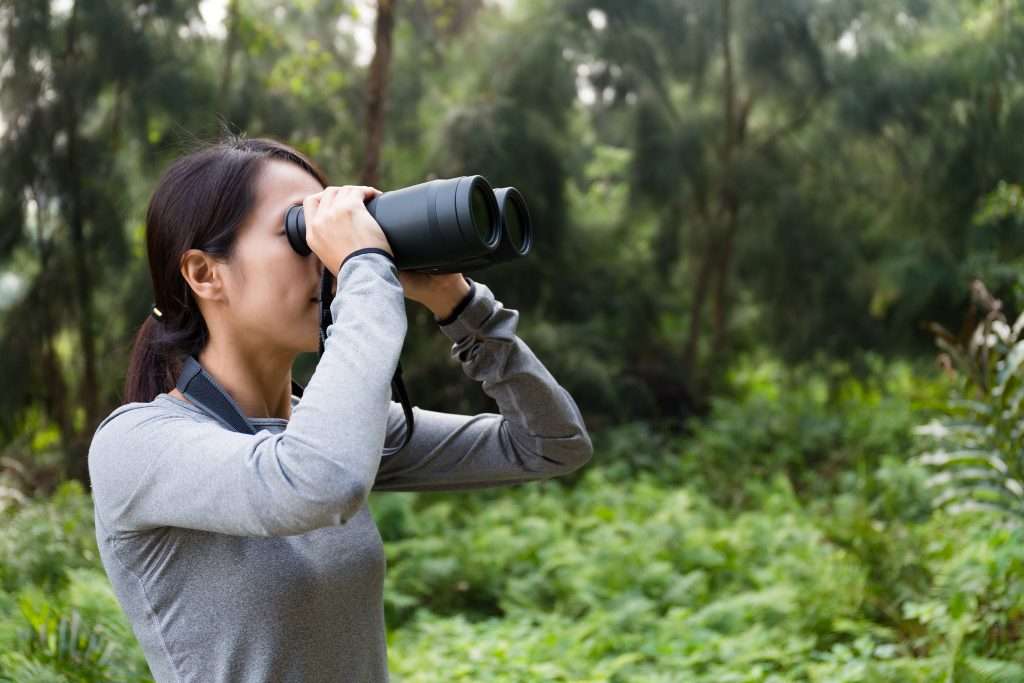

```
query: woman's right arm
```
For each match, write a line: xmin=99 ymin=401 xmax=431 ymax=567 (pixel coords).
xmin=88 ymin=252 xmax=407 ymax=538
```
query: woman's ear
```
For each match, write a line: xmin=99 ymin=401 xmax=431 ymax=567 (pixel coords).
xmin=180 ymin=249 xmax=227 ymax=304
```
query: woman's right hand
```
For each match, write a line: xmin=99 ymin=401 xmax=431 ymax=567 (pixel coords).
xmin=303 ymin=185 xmax=394 ymax=277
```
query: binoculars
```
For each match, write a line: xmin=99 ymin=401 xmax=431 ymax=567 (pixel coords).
xmin=284 ymin=175 xmax=533 ymax=273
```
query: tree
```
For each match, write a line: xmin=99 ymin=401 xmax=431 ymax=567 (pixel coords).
xmin=362 ymin=0 xmax=396 ymax=187
xmin=0 ymin=0 xmax=217 ymax=481
xmin=564 ymin=0 xmax=836 ymax=408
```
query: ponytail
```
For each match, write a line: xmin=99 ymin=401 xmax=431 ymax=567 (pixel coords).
xmin=122 ymin=308 xmax=208 ymax=404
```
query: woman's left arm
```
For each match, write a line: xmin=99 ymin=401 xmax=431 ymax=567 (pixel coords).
xmin=372 ymin=278 xmax=593 ymax=491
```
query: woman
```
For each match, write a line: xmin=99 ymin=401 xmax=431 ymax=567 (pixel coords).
xmin=86 ymin=136 xmax=593 ymax=683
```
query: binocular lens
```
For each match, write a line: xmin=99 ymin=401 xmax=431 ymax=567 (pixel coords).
xmin=504 ymin=197 xmax=526 ymax=252
xmin=471 ymin=185 xmax=496 ymax=245
xmin=283 ymin=175 xmax=531 ymax=273
xmin=494 ymin=187 xmax=532 ymax=256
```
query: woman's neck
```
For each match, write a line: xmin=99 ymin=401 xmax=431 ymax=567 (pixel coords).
xmin=191 ymin=340 xmax=296 ymax=420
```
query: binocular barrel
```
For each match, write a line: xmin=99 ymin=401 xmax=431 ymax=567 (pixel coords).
xmin=284 ymin=175 xmax=532 ymax=273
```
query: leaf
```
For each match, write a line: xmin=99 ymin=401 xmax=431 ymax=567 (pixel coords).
xmin=961 ymin=656 xmax=1024 ymax=683
xmin=993 ymin=340 xmax=1024 ymax=393
xmin=919 ymin=450 xmax=1008 ymax=473
xmin=926 ymin=468 xmax=1018 ymax=490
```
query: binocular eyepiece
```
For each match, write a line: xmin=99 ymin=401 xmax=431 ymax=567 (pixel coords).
xmin=284 ymin=175 xmax=532 ymax=273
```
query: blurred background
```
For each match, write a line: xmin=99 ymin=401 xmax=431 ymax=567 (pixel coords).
xmin=1 ymin=1 xmax=1024 ymax=681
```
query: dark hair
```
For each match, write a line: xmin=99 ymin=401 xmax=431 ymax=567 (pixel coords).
xmin=123 ymin=135 xmax=329 ymax=405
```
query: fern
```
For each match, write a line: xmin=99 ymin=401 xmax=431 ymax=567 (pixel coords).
xmin=917 ymin=279 xmax=1024 ymax=522
xmin=0 ymin=653 xmax=67 ymax=683
xmin=15 ymin=603 xmax=113 ymax=683
xmin=943 ymin=620 xmax=1024 ymax=683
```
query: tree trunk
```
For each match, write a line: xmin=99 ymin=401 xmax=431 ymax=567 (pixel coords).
xmin=361 ymin=0 xmax=397 ymax=187
xmin=64 ymin=0 xmax=97 ymax=484
xmin=710 ymin=205 xmax=737 ymax=364
xmin=682 ymin=234 xmax=717 ymax=386
xmin=709 ymin=0 xmax=738 ymax=376
xmin=32 ymin=189 xmax=74 ymax=450
xmin=42 ymin=330 xmax=73 ymax=450
xmin=219 ymin=0 xmax=241 ymax=113
xmin=654 ymin=196 xmax=684 ymax=278
xmin=684 ymin=0 xmax=740 ymax=400
xmin=110 ymin=80 xmax=123 ymax=151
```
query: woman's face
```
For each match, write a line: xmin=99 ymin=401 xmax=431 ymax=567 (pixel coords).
xmin=218 ymin=159 xmax=326 ymax=356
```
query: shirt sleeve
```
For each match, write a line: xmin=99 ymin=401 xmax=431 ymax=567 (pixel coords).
xmin=372 ymin=279 xmax=593 ymax=491
xmin=88 ymin=252 xmax=407 ymax=538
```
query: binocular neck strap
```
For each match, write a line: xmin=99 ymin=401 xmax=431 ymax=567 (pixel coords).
xmin=175 ymin=355 xmax=265 ymax=435
xmin=173 ymin=270 xmax=416 ymax=455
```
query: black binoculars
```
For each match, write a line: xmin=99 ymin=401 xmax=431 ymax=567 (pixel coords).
xmin=283 ymin=175 xmax=532 ymax=274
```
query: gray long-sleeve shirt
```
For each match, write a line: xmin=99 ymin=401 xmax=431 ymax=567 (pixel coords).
xmin=87 ymin=252 xmax=593 ymax=683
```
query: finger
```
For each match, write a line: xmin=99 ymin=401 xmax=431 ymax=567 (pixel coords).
xmin=335 ymin=186 xmax=369 ymax=210
xmin=346 ymin=185 xmax=382 ymax=201
xmin=302 ymin=193 xmax=323 ymax=223
xmin=320 ymin=186 xmax=347 ymax=213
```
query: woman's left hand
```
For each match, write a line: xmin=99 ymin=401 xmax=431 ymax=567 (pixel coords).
xmin=397 ymin=271 xmax=472 ymax=320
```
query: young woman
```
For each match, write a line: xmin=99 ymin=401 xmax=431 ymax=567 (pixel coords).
xmin=86 ymin=136 xmax=593 ymax=682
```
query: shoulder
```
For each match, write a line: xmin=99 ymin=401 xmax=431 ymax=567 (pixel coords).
xmin=92 ymin=398 xmax=194 ymax=443
xmin=88 ymin=401 xmax=183 ymax=517
xmin=88 ymin=400 xmax=207 ymax=483
xmin=87 ymin=398 xmax=240 ymax=519
xmin=94 ymin=401 xmax=159 ymax=434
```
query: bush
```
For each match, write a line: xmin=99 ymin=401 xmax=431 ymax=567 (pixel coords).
xmin=0 ymin=355 xmax=1019 ymax=682
xmin=916 ymin=280 xmax=1024 ymax=521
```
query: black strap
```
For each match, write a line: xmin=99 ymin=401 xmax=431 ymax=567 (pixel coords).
xmin=174 ymin=264 xmax=415 ymax=456
xmin=389 ymin=361 xmax=414 ymax=456
xmin=175 ymin=355 xmax=258 ymax=435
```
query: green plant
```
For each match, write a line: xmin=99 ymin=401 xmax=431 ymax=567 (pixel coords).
xmin=917 ymin=279 xmax=1024 ymax=521
xmin=11 ymin=598 xmax=112 ymax=683
xmin=0 ymin=481 xmax=99 ymax=595
xmin=0 ymin=653 xmax=68 ymax=683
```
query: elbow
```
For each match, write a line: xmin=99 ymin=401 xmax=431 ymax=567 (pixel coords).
xmin=567 ymin=430 xmax=595 ymax=473
xmin=504 ymin=418 xmax=593 ymax=476
xmin=543 ymin=428 xmax=594 ymax=476
xmin=552 ymin=392 xmax=594 ymax=475
xmin=335 ymin=479 xmax=370 ymax=523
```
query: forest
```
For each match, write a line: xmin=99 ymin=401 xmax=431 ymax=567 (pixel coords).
xmin=1 ymin=0 xmax=1023 ymax=680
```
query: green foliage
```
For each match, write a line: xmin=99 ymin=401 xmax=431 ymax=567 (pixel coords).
xmin=0 ymin=489 xmax=153 ymax=683
xmin=0 ymin=655 xmax=68 ymax=683
xmin=13 ymin=605 xmax=112 ymax=683
xmin=0 ymin=482 xmax=98 ymax=595
xmin=664 ymin=352 xmax=929 ymax=508
xmin=3 ymin=0 xmax=1024 ymax=439
xmin=917 ymin=281 xmax=1024 ymax=520
xmin=375 ymin=357 xmax=1021 ymax=679
xmin=0 ymin=357 xmax=1020 ymax=681
xmin=973 ymin=181 xmax=1024 ymax=228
